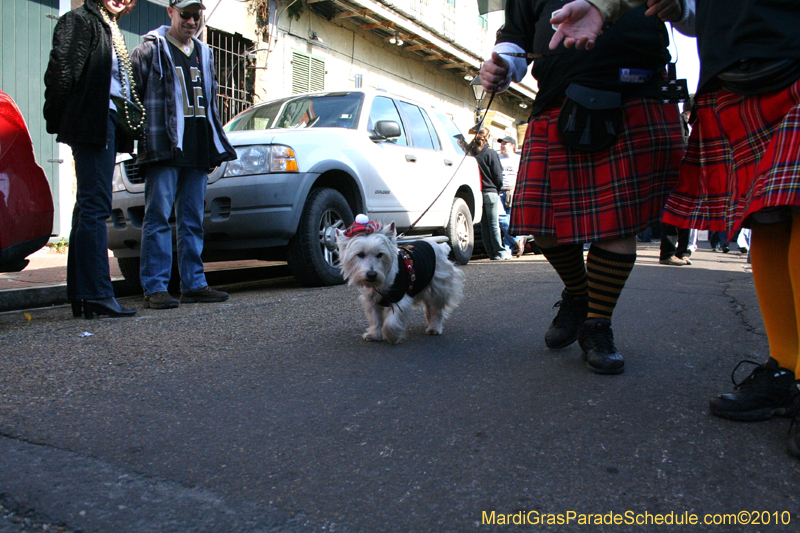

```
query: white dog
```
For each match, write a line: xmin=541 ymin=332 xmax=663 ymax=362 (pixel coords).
xmin=336 ymin=215 xmax=465 ymax=344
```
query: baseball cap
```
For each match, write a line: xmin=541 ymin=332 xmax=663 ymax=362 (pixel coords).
xmin=499 ymin=136 xmax=516 ymax=145
xmin=170 ymin=0 xmax=206 ymax=9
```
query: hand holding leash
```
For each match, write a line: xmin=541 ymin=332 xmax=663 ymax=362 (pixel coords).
xmin=480 ymin=53 xmax=511 ymax=94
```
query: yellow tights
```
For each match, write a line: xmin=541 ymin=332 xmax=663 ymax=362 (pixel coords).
xmin=749 ymin=214 xmax=800 ymax=375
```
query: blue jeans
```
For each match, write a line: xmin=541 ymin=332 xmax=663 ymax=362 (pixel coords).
xmin=709 ymin=231 xmax=729 ymax=250
xmin=67 ymin=112 xmax=117 ymax=300
xmin=140 ymin=165 xmax=208 ymax=294
xmin=481 ymin=191 xmax=506 ymax=259
xmin=499 ymin=214 xmax=515 ymax=252
xmin=498 ymin=190 xmax=517 ymax=252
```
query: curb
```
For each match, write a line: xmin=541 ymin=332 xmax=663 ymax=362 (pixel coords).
xmin=0 ymin=264 xmax=294 ymax=314
xmin=0 ymin=280 xmax=139 ymax=314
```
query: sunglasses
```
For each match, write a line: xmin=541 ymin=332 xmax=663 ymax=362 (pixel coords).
xmin=178 ymin=10 xmax=202 ymax=21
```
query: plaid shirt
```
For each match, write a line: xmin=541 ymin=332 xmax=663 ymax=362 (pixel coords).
xmin=130 ymin=26 xmax=235 ymax=167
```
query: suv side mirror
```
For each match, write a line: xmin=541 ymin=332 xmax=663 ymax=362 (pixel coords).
xmin=370 ymin=120 xmax=401 ymax=141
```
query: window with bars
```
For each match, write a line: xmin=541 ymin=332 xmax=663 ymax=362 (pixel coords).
xmin=207 ymin=28 xmax=255 ymax=125
xmin=292 ymin=52 xmax=325 ymax=94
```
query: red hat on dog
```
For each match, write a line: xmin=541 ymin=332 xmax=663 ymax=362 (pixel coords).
xmin=344 ymin=214 xmax=382 ymax=237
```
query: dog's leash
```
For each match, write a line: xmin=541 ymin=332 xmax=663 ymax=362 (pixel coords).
xmin=396 ymin=89 xmax=498 ymax=239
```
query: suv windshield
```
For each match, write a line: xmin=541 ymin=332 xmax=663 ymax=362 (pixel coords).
xmin=225 ymin=92 xmax=364 ymax=132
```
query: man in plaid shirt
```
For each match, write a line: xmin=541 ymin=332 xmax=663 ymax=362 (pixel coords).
xmin=131 ymin=0 xmax=236 ymax=309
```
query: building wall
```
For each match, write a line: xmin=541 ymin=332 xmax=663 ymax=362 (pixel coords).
xmin=238 ymin=1 xmax=526 ymax=144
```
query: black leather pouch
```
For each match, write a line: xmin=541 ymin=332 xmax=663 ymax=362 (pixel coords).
xmin=557 ymin=83 xmax=622 ymax=152
xmin=717 ymin=59 xmax=800 ymax=96
xmin=111 ymin=95 xmax=146 ymax=140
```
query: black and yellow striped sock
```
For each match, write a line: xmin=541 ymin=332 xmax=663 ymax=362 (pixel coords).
xmin=586 ymin=245 xmax=636 ymax=320
xmin=539 ymin=243 xmax=588 ymax=297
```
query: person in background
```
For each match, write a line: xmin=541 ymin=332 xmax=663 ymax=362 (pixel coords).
xmin=736 ymin=228 xmax=751 ymax=254
xmin=708 ymin=231 xmax=729 ymax=253
xmin=549 ymin=0 xmax=800 ymax=456
xmin=44 ymin=0 xmax=139 ymax=319
xmin=471 ymin=128 xmax=509 ymax=261
xmin=659 ymin=223 xmax=692 ymax=265
xmin=479 ymin=0 xmax=686 ymax=374
xmin=131 ymin=0 xmax=236 ymax=309
xmin=497 ymin=136 xmax=526 ymax=257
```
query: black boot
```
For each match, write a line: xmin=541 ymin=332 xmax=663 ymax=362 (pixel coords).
xmin=544 ymin=289 xmax=588 ymax=349
xmin=788 ymin=382 xmax=800 ymax=458
xmin=709 ymin=358 xmax=796 ymax=421
xmin=82 ymin=297 xmax=136 ymax=319
xmin=577 ymin=318 xmax=624 ymax=374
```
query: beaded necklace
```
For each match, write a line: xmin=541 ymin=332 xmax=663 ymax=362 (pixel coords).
xmin=96 ymin=2 xmax=146 ymax=134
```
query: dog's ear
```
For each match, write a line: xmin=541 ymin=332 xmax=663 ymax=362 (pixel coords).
xmin=383 ymin=222 xmax=397 ymax=239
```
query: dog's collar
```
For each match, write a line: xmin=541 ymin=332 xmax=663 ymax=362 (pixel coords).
xmin=399 ymin=247 xmax=416 ymax=294
xmin=376 ymin=247 xmax=416 ymax=307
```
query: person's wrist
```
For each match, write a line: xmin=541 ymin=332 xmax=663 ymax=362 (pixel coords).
xmin=584 ymin=0 xmax=620 ymax=22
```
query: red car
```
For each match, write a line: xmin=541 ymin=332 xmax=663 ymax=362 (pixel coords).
xmin=0 ymin=90 xmax=54 ymax=272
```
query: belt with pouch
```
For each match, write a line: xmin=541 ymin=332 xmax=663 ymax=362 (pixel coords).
xmin=717 ymin=59 xmax=800 ymax=96
xmin=557 ymin=83 xmax=622 ymax=152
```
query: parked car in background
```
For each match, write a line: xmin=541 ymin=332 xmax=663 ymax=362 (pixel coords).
xmin=108 ymin=89 xmax=482 ymax=287
xmin=0 ymin=90 xmax=54 ymax=272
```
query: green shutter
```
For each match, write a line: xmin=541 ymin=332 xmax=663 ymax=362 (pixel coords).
xmin=292 ymin=51 xmax=325 ymax=94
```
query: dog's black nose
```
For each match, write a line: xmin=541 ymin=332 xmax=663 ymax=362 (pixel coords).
xmin=366 ymin=270 xmax=377 ymax=281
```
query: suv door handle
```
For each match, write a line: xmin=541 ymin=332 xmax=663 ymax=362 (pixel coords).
xmin=444 ymin=159 xmax=453 ymax=166
xmin=405 ymin=155 xmax=417 ymax=163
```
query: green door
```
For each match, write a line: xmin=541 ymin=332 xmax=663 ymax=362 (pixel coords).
xmin=1 ymin=0 xmax=60 ymax=233
xmin=0 ymin=0 xmax=168 ymax=237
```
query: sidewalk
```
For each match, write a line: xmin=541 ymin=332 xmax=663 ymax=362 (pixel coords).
xmin=0 ymin=242 xmax=751 ymax=314
xmin=0 ymin=248 xmax=284 ymax=313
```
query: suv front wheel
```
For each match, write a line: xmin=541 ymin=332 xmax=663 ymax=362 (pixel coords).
xmin=446 ymin=198 xmax=473 ymax=265
xmin=287 ymin=187 xmax=354 ymax=287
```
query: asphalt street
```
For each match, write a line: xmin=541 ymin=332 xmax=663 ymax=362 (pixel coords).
xmin=1 ymin=244 xmax=798 ymax=532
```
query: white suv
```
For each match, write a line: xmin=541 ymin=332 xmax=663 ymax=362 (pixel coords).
xmin=108 ymin=89 xmax=482 ymax=287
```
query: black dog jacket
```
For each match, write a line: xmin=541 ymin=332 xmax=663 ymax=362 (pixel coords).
xmin=377 ymin=241 xmax=436 ymax=307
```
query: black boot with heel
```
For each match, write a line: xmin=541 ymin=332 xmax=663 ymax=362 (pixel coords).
xmin=81 ymin=297 xmax=136 ymax=319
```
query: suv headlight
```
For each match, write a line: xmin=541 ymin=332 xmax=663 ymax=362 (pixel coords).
xmin=224 ymin=145 xmax=298 ymax=177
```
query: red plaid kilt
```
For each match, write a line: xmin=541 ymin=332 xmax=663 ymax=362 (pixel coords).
xmin=509 ymin=98 xmax=684 ymax=243
xmin=662 ymin=78 xmax=800 ymax=234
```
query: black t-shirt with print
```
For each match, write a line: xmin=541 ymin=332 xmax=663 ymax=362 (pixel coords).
xmin=166 ymin=41 xmax=211 ymax=169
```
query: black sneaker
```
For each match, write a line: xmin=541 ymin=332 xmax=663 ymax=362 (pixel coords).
xmin=181 ymin=286 xmax=230 ymax=304
xmin=709 ymin=358 xmax=796 ymax=421
xmin=788 ymin=382 xmax=800 ymax=458
xmin=577 ymin=318 xmax=624 ymax=374
xmin=544 ymin=289 xmax=589 ymax=349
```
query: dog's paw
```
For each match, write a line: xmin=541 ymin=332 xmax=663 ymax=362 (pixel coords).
xmin=425 ymin=326 xmax=443 ymax=336
xmin=362 ymin=331 xmax=383 ymax=342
